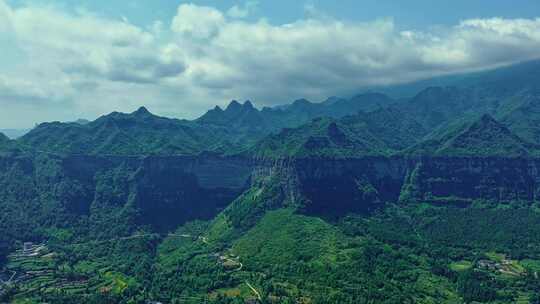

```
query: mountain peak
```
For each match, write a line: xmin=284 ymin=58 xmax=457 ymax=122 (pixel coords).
xmin=226 ymin=100 xmax=242 ymax=111
xmin=133 ymin=106 xmax=151 ymax=116
xmin=292 ymin=99 xmax=312 ymax=108
xmin=213 ymin=105 xmax=223 ymax=112
xmin=322 ymin=96 xmax=345 ymax=105
xmin=243 ymin=100 xmax=254 ymax=109
xmin=466 ymin=114 xmax=506 ymax=134
xmin=435 ymin=114 xmax=530 ymax=157
xmin=74 ymin=119 xmax=90 ymax=125
xmin=326 ymin=122 xmax=349 ymax=144
xmin=479 ymin=113 xmax=497 ymax=124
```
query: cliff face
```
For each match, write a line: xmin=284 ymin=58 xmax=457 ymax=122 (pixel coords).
xmin=0 ymin=154 xmax=255 ymax=235
xmin=257 ymin=156 xmax=540 ymax=217
xmin=286 ymin=158 xmax=409 ymax=216
xmin=399 ymin=157 xmax=540 ymax=205
xmin=2 ymin=153 xmax=540 ymax=237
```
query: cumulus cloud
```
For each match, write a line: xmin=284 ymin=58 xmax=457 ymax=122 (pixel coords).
xmin=0 ymin=0 xmax=540 ymax=128
xmin=9 ymin=4 xmax=187 ymax=85
xmin=63 ymin=53 xmax=186 ymax=84
xmin=172 ymin=14 xmax=540 ymax=103
xmin=0 ymin=76 xmax=62 ymax=103
xmin=171 ymin=4 xmax=225 ymax=39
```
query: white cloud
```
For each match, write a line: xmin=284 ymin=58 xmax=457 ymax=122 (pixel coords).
xmin=0 ymin=76 xmax=66 ymax=102
xmin=171 ymin=4 xmax=225 ymax=39
xmin=0 ymin=0 xmax=540 ymax=128
xmin=459 ymin=18 xmax=540 ymax=37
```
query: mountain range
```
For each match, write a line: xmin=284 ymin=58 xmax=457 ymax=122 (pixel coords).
xmin=3 ymin=60 xmax=540 ymax=303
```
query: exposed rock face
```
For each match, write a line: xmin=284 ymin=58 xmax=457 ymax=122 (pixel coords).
xmin=399 ymin=157 xmax=540 ymax=205
xmin=2 ymin=153 xmax=540 ymax=232
xmin=0 ymin=154 xmax=255 ymax=233
xmin=288 ymin=157 xmax=408 ymax=216
xmin=255 ymin=156 xmax=540 ymax=217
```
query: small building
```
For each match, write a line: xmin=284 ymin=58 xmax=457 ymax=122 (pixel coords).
xmin=477 ymin=260 xmax=499 ymax=271
xmin=23 ymin=242 xmax=33 ymax=253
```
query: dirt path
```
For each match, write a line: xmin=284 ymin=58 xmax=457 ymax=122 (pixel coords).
xmin=222 ymin=257 xmax=243 ymax=271
xmin=246 ymin=281 xmax=262 ymax=301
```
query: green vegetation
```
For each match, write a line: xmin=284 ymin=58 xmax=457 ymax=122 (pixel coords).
xmin=251 ymin=117 xmax=392 ymax=159
xmin=5 ymin=179 xmax=540 ymax=303
xmin=18 ymin=107 xmax=247 ymax=156
xmin=449 ymin=261 xmax=473 ymax=272
xmin=405 ymin=114 xmax=538 ymax=157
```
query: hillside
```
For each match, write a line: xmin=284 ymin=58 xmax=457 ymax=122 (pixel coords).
xmin=344 ymin=107 xmax=427 ymax=150
xmin=177 ymin=164 xmax=540 ymax=303
xmin=394 ymin=86 xmax=490 ymax=130
xmin=19 ymin=107 xmax=242 ymax=156
xmin=197 ymin=94 xmax=397 ymax=137
xmin=498 ymin=94 xmax=540 ymax=145
xmin=407 ymin=114 xmax=536 ymax=157
xmin=250 ymin=117 xmax=390 ymax=159
xmin=197 ymin=100 xmax=270 ymax=133
xmin=377 ymin=59 xmax=540 ymax=98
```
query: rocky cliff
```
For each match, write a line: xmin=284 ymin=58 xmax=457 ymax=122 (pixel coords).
xmin=0 ymin=154 xmax=255 ymax=238
xmin=399 ymin=157 xmax=540 ymax=205
xmin=254 ymin=156 xmax=540 ymax=217
xmin=2 ymin=153 xmax=540 ymax=240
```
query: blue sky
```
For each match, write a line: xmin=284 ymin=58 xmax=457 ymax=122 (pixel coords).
xmin=0 ymin=0 xmax=539 ymax=128
xmin=8 ymin=0 xmax=540 ymax=28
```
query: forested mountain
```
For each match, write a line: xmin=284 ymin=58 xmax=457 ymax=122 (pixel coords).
xmin=376 ymin=59 xmax=540 ymax=98
xmin=18 ymin=94 xmax=399 ymax=157
xmin=250 ymin=107 xmax=427 ymax=159
xmin=498 ymin=94 xmax=540 ymax=144
xmin=196 ymin=93 xmax=395 ymax=134
xmin=3 ymin=60 xmax=540 ymax=303
xmin=342 ymin=107 xmax=427 ymax=150
xmin=250 ymin=117 xmax=392 ymax=159
xmin=407 ymin=114 xmax=538 ymax=157
xmin=19 ymin=107 xmax=243 ymax=156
